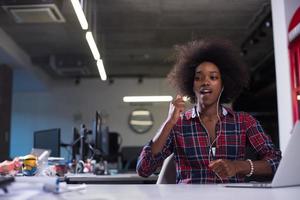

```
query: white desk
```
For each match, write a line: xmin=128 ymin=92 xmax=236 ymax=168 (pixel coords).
xmin=2 ymin=182 xmax=300 ymax=200
xmin=65 ymin=173 xmax=158 ymax=184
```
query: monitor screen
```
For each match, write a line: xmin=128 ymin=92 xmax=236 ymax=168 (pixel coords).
xmin=93 ymin=111 xmax=109 ymax=156
xmin=72 ymin=127 xmax=80 ymax=160
xmin=94 ymin=111 xmax=101 ymax=149
xmin=33 ymin=128 xmax=61 ymax=157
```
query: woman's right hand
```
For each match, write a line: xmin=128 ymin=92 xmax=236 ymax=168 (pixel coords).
xmin=152 ymin=95 xmax=186 ymax=154
xmin=167 ymin=95 xmax=186 ymax=125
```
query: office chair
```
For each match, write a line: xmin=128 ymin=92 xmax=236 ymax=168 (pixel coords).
xmin=156 ymin=153 xmax=176 ymax=184
xmin=121 ymin=146 xmax=142 ymax=171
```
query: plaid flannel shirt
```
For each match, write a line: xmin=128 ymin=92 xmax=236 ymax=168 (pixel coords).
xmin=136 ymin=106 xmax=281 ymax=184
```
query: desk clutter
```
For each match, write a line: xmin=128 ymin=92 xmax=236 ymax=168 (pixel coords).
xmin=0 ymin=153 xmax=133 ymax=178
xmin=0 ymin=147 xmax=157 ymax=197
xmin=27 ymin=112 xmax=144 ymax=177
xmin=0 ymin=112 xmax=153 ymax=198
xmin=0 ymin=156 xmax=157 ymax=198
xmin=0 ymin=149 xmax=69 ymax=177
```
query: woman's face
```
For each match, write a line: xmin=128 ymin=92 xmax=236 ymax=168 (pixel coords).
xmin=193 ymin=61 xmax=223 ymax=108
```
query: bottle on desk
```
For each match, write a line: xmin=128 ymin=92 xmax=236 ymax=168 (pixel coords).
xmin=104 ymin=161 xmax=108 ymax=175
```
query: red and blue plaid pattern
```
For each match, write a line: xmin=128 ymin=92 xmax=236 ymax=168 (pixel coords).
xmin=136 ymin=106 xmax=281 ymax=184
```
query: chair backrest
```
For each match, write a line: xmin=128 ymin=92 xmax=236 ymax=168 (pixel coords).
xmin=121 ymin=146 xmax=142 ymax=171
xmin=156 ymin=153 xmax=176 ymax=184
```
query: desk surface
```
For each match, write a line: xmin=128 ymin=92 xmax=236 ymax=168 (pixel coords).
xmin=2 ymin=181 xmax=300 ymax=200
xmin=65 ymin=173 xmax=158 ymax=184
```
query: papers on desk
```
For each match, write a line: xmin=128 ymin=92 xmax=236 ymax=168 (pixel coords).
xmin=0 ymin=176 xmax=55 ymax=199
xmin=0 ymin=176 xmax=86 ymax=199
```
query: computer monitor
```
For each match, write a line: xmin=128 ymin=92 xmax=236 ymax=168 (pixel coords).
xmin=72 ymin=127 xmax=80 ymax=160
xmin=33 ymin=128 xmax=61 ymax=157
xmin=93 ymin=111 xmax=109 ymax=157
xmin=93 ymin=111 xmax=101 ymax=151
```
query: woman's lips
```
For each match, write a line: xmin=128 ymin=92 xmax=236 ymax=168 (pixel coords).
xmin=200 ymin=89 xmax=212 ymax=96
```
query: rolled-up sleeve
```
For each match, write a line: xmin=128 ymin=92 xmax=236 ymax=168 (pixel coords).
xmin=245 ymin=114 xmax=282 ymax=174
xmin=136 ymin=130 xmax=174 ymax=177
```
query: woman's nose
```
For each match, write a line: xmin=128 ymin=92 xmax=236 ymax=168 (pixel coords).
xmin=202 ymin=77 xmax=210 ymax=86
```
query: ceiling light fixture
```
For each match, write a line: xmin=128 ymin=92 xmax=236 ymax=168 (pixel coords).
xmin=123 ymin=96 xmax=173 ymax=103
xmin=86 ymin=31 xmax=100 ymax=60
xmin=96 ymin=59 xmax=107 ymax=81
xmin=130 ymin=120 xmax=153 ymax=126
xmin=70 ymin=0 xmax=88 ymax=30
xmin=132 ymin=110 xmax=150 ymax=116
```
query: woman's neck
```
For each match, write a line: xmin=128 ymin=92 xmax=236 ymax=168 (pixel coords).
xmin=198 ymin=103 xmax=220 ymax=120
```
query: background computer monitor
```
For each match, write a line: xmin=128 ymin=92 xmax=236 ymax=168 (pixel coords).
xmin=92 ymin=111 xmax=115 ymax=156
xmin=72 ymin=127 xmax=80 ymax=160
xmin=33 ymin=128 xmax=61 ymax=157
xmin=93 ymin=111 xmax=102 ymax=152
xmin=92 ymin=111 xmax=120 ymax=161
xmin=92 ymin=111 xmax=109 ymax=155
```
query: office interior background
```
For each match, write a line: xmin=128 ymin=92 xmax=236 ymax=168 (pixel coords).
xmin=0 ymin=0 xmax=299 ymax=168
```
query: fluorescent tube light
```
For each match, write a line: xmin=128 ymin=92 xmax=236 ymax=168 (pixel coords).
xmin=86 ymin=31 xmax=100 ymax=60
xmin=130 ymin=120 xmax=153 ymax=126
xmin=70 ymin=0 xmax=88 ymax=30
xmin=123 ymin=96 xmax=173 ymax=103
xmin=96 ymin=59 xmax=107 ymax=81
xmin=132 ymin=110 xmax=150 ymax=116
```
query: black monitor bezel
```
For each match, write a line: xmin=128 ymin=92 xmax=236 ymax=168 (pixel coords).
xmin=33 ymin=128 xmax=61 ymax=157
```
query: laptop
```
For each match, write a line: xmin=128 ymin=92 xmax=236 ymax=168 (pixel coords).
xmin=226 ymin=120 xmax=300 ymax=188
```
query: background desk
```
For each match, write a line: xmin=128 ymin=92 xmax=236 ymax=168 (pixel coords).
xmin=2 ymin=183 xmax=300 ymax=200
xmin=65 ymin=173 xmax=158 ymax=184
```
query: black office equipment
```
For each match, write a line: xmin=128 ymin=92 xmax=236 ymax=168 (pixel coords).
xmin=92 ymin=111 xmax=110 ymax=156
xmin=93 ymin=111 xmax=103 ymax=154
xmin=33 ymin=128 xmax=61 ymax=157
xmin=0 ymin=176 xmax=14 ymax=193
xmin=92 ymin=111 xmax=121 ymax=160
xmin=72 ymin=127 xmax=80 ymax=160
xmin=121 ymin=146 xmax=142 ymax=171
xmin=109 ymin=132 xmax=121 ymax=156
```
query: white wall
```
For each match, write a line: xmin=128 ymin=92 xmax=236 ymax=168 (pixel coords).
xmin=271 ymin=0 xmax=300 ymax=151
xmin=10 ymin=78 xmax=175 ymax=159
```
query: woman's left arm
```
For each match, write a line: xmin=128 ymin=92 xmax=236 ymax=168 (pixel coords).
xmin=209 ymin=114 xmax=281 ymax=178
xmin=244 ymin=115 xmax=282 ymax=176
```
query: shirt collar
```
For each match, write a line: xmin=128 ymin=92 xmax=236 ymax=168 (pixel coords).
xmin=184 ymin=105 xmax=234 ymax=120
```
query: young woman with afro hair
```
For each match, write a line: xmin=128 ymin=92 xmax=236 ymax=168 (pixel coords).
xmin=137 ymin=38 xmax=281 ymax=184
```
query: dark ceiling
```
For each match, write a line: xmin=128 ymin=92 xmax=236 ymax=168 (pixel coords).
xmin=0 ymin=0 xmax=274 ymax=77
xmin=0 ymin=0 xmax=276 ymax=109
